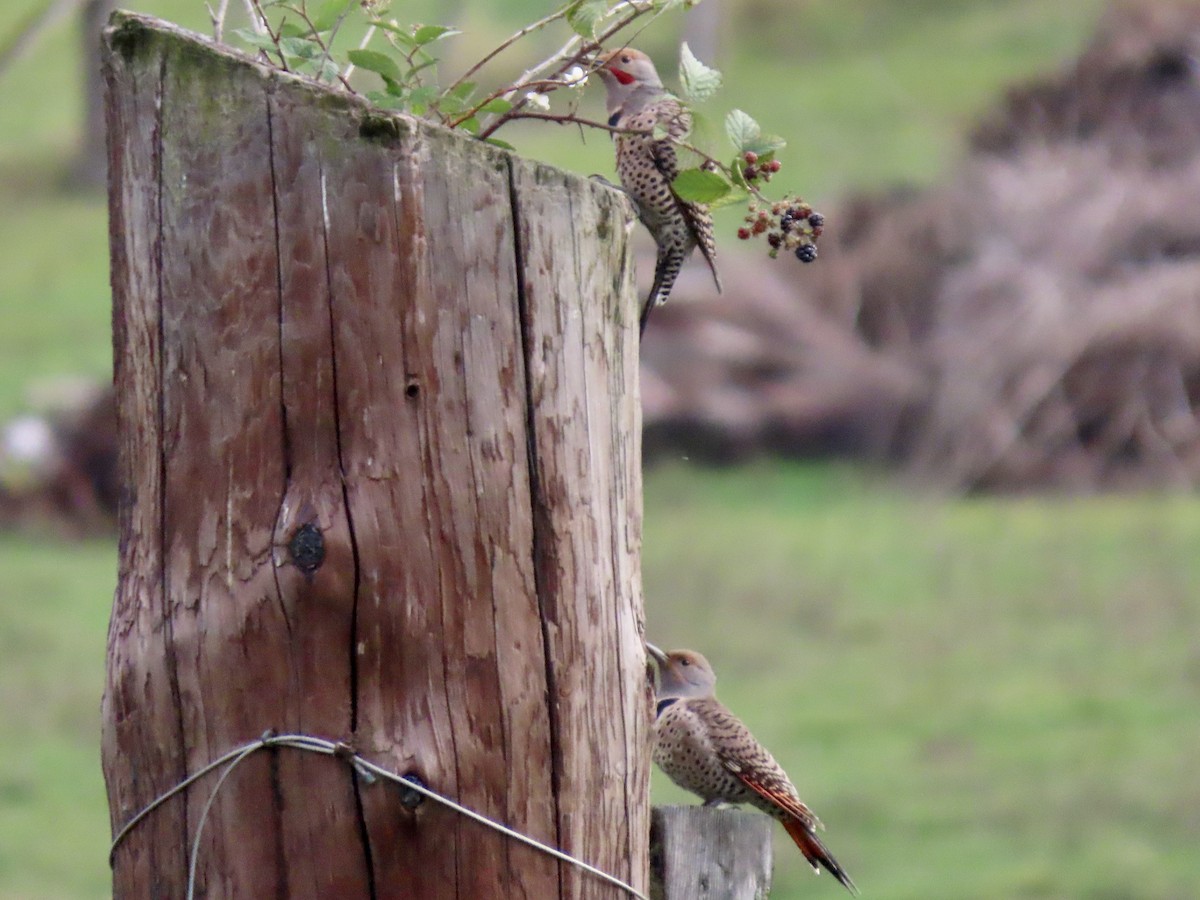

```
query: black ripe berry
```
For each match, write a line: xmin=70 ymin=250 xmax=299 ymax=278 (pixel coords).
xmin=808 ymin=212 xmax=825 ymax=228
xmin=767 ymin=232 xmax=782 ymax=249
xmin=795 ymin=243 xmax=818 ymax=263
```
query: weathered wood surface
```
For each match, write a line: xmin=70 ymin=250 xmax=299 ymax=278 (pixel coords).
xmin=650 ymin=806 xmax=774 ymax=900
xmin=101 ymin=13 xmax=647 ymax=899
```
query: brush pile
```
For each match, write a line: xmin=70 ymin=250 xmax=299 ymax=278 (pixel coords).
xmin=643 ymin=0 xmax=1200 ymax=490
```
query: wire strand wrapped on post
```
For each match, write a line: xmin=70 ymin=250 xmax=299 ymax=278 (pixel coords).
xmin=110 ymin=732 xmax=648 ymax=900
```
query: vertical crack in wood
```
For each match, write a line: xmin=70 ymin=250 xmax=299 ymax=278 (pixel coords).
xmin=505 ymin=155 xmax=567 ymax=898
xmin=153 ymin=45 xmax=191 ymax=878
xmin=262 ymin=89 xmax=294 ymax=900
xmin=264 ymin=91 xmax=295 ymax=644
xmin=317 ymin=149 xmax=376 ymax=897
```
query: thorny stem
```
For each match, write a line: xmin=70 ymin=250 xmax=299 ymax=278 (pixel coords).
xmin=499 ymin=109 xmax=760 ymax=199
xmin=247 ymin=0 xmax=290 ymax=71
xmin=207 ymin=0 xmax=232 ymax=42
xmin=447 ymin=77 xmax=590 ymax=129
xmin=476 ymin=1 xmax=658 ymax=140
xmin=440 ymin=5 xmax=574 ymax=101
xmin=242 ymin=0 xmax=267 ymax=35
xmin=277 ymin=2 xmax=357 ymax=91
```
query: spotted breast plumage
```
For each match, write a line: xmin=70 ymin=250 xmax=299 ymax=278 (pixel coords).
xmin=594 ymin=48 xmax=722 ymax=334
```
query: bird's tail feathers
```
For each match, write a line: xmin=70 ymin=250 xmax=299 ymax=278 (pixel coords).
xmin=642 ymin=247 xmax=681 ymax=335
xmin=781 ymin=818 xmax=859 ymax=896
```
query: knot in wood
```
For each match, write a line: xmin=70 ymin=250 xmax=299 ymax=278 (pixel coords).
xmin=399 ymin=774 xmax=426 ymax=811
xmin=288 ymin=523 xmax=325 ymax=574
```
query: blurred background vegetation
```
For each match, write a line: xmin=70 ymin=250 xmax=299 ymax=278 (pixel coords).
xmin=2 ymin=1 xmax=1199 ymax=898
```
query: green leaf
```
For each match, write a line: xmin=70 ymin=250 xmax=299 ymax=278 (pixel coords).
xmin=448 ymin=80 xmax=477 ymax=101
xmin=478 ymin=97 xmax=514 ymax=115
xmin=408 ymin=85 xmax=438 ymax=107
xmin=746 ymin=133 xmax=787 ymax=156
xmin=347 ymin=49 xmax=405 ymax=83
xmin=233 ymin=28 xmax=278 ymax=52
xmin=313 ymin=0 xmax=356 ymax=32
xmin=414 ymin=24 xmax=460 ymax=45
xmin=671 ymin=168 xmax=732 ymax=204
xmin=369 ymin=20 xmax=418 ymax=47
xmin=725 ymin=108 xmax=761 ymax=152
xmin=316 ymin=57 xmax=342 ymax=83
xmin=485 ymin=137 xmax=517 ymax=151
xmin=457 ymin=116 xmax=480 ymax=134
xmin=280 ymin=36 xmax=320 ymax=60
xmin=679 ymin=42 xmax=722 ymax=103
xmin=708 ymin=186 xmax=749 ymax=210
xmin=567 ymin=0 xmax=608 ymax=39
xmin=278 ymin=21 xmax=312 ymax=39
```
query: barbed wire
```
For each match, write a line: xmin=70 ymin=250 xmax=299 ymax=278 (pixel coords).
xmin=110 ymin=731 xmax=648 ymax=900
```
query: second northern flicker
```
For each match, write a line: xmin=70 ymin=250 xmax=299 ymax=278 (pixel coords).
xmin=646 ymin=642 xmax=858 ymax=894
xmin=594 ymin=48 xmax=722 ymax=335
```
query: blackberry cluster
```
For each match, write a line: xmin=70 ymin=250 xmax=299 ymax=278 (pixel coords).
xmin=737 ymin=195 xmax=824 ymax=263
xmin=739 ymin=150 xmax=782 ymax=184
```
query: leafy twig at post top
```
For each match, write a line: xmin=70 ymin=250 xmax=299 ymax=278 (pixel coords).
xmin=224 ymin=0 xmax=822 ymax=260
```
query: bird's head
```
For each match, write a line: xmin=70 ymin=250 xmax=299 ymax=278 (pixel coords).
xmin=594 ymin=48 xmax=663 ymax=112
xmin=645 ymin=642 xmax=717 ymax=699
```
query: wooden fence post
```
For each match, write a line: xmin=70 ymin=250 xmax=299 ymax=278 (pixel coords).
xmin=101 ymin=13 xmax=648 ymax=898
xmin=650 ymin=806 xmax=774 ymax=899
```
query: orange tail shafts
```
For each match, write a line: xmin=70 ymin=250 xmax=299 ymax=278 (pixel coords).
xmin=782 ymin=818 xmax=859 ymax=896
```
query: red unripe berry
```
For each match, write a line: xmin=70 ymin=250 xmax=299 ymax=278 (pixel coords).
xmin=767 ymin=159 xmax=782 ymax=173
xmin=737 ymin=227 xmax=751 ymax=240
xmin=743 ymin=151 xmax=759 ymax=165
xmin=752 ymin=219 xmax=768 ymax=235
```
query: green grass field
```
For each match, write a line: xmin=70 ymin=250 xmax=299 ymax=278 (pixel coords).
xmin=2 ymin=466 xmax=1199 ymax=897
xmin=6 ymin=1 xmax=1200 ymax=897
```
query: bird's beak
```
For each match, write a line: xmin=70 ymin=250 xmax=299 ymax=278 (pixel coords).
xmin=645 ymin=642 xmax=668 ymax=664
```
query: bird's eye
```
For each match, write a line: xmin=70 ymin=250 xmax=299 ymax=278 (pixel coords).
xmin=679 ymin=658 xmax=690 ymax=667
xmin=620 ymin=54 xmax=631 ymax=64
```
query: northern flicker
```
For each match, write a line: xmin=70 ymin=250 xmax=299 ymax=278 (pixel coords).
xmin=646 ymin=642 xmax=858 ymax=894
xmin=594 ymin=48 xmax=722 ymax=335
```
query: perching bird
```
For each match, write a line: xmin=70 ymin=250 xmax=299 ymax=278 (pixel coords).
xmin=594 ymin=48 xmax=722 ymax=335
xmin=646 ymin=642 xmax=858 ymax=894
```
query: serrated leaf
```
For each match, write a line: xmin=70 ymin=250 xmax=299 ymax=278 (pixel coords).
xmin=671 ymin=168 xmax=732 ymax=204
xmin=708 ymin=186 xmax=749 ymax=210
xmin=479 ymin=97 xmax=514 ymax=115
xmin=278 ymin=21 xmax=312 ymax=39
xmin=313 ymin=0 xmax=356 ymax=32
xmin=725 ymin=108 xmax=761 ymax=152
xmin=366 ymin=90 xmax=404 ymax=109
xmin=347 ymin=49 xmax=405 ymax=83
xmin=316 ymin=57 xmax=342 ymax=83
xmin=369 ymin=19 xmax=418 ymax=46
xmin=280 ymin=36 xmax=320 ymax=60
xmin=414 ymin=24 xmax=460 ymax=45
xmin=233 ymin=28 xmax=278 ymax=52
xmin=567 ymin=0 xmax=608 ymax=38
xmin=408 ymin=85 xmax=438 ymax=106
xmin=679 ymin=42 xmax=722 ymax=103
xmin=746 ymin=133 xmax=786 ymax=155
